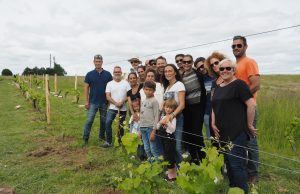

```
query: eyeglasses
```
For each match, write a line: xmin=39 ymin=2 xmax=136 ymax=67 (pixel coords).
xmin=182 ymin=60 xmax=192 ymax=64
xmin=231 ymin=44 xmax=243 ymax=49
xmin=210 ymin=61 xmax=219 ymax=67
xmin=219 ymin=67 xmax=233 ymax=72
xmin=175 ymin=59 xmax=183 ymax=63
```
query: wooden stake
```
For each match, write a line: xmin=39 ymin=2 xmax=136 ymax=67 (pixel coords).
xmin=29 ymin=74 xmax=32 ymax=88
xmin=54 ymin=73 xmax=57 ymax=94
xmin=74 ymin=75 xmax=78 ymax=90
xmin=45 ymin=74 xmax=51 ymax=124
xmin=42 ymin=74 xmax=45 ymax=89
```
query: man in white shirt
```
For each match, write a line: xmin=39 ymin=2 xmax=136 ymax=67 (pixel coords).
xmin=101 ymin=66 xmax=131 ymax=148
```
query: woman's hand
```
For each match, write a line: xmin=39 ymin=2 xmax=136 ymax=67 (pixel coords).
xmin=211 ymin=124 xmax=220 ymax=139
xmin=160 ymin=115 xmax=172 ymax=125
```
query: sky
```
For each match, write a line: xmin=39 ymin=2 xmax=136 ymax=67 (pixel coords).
xmin=1 ymin=0 xmax=300 ymax=75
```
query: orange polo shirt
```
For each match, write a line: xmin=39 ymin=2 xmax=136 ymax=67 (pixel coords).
xmin=236 ymin=56 xmax=260 ymax=102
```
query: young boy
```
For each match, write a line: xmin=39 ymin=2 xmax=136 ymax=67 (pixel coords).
xmin=157 ymin=99 xmax=178 ymax=181
xmin=139 ymin=81 xmax=160 ymax=160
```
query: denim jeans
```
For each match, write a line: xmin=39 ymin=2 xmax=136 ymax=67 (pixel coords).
xmin=105 ymin=109 xmax=126 ymax=144
xmin=83 ymin=103 xmax=107 ymax=141
xmin=140 ymin=127 xmax=160 ymax=158
xmin=175 ymin=113 xmax=184 ymax=164
xmin=203 ymin=114 xmax=211 ymax=138
xmin=225 ymin=131 xmax=248 ymax=194
xmin=247 ymin=109 xmax=259 ymax=177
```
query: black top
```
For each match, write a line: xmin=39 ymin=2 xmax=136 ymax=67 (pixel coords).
xmin=127 ymin=84 xmax=143 ymax=101
xmin=212 ymin=79 xmax=252 ymax=142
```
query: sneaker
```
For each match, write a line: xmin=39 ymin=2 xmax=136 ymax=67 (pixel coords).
xmin=100 ymin=142 xmax=113 ymax=148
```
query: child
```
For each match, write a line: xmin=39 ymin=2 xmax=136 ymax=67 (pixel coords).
xmin=139 ymin=81 xmax=160 ymax=160
xmin=156 ymin=99 xmax=178 ymax=181
xmin=129 ymin=99 xmax=147 ymax=161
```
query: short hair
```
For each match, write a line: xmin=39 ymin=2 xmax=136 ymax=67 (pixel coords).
xmin=94 ymin=54 xmax=103 ymax=60
xmin=145 ymin=68 xmax=157 ymax=77
xmin=137 ymin=66 xmax=146 ymax=71
xmin=156 ymin=56 xmax=167 ymax=62
xmin=233 ymin=35 xmax=247 ymax=46
xmin=164 ymin=99 xmax=178 ymax=110
xmin=219 ymin=58 xmax=237 ymax=71
xmin=183 ymin=54 xmax=193 ymax=61
xmin=143 ymin=80 xmax=156 ymax=90
xmin=114 ymin=66 xmax=122 ymax=71
xmin=175 ymin=54 xmax=184 ymax=59
xmin=194 ymin=57 xmax=206 ymax=68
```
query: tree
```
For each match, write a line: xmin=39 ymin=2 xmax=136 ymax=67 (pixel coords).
xmin=1 ymin=69 xmax=13 ymax=76
xmin=53 ymin=63 xmax=67 ymax=76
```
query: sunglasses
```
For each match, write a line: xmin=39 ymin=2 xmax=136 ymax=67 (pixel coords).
xmin=219 ymin=67 xmax=233 ymax=72
xmin=175 ymin=59 xmax=183 ymax=63
xmin=199 ymin=65 xmax=204 ymax=69
xmin=231 ymin=44 xmax=243 ymax=49
xmin=182 ymin=60 xmax=192 ymax=64
xmin=131 ymin=60 xmax=139 ymax=64
xmin=210 ymin=61 xmax=219 ymax=67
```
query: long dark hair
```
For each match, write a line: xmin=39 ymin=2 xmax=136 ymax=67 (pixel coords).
xmin=161 ymin=64 xmax=182 ymax=90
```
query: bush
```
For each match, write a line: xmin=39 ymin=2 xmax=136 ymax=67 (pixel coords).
xmin=1 ymin=69 xmax=13 ymax=76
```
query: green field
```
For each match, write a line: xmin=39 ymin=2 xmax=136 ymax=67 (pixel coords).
xmin=0 ymin=75 xmax=299 ymax=193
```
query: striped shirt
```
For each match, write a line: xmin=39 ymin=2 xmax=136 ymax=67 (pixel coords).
xmin=182 ymin=70 xmax=201 ymax=104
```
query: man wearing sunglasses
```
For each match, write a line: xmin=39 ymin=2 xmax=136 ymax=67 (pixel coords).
xmin=232 ymin=35 xmax=260 ymax=184
xmin=128 ymin=57 xmax=142 ymax=72
xmin=175 ymin=54 xmax=184 ymax=74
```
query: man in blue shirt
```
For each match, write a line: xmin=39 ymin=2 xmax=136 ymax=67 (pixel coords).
xmin=83 ymin=54 xmax=112 ymax=145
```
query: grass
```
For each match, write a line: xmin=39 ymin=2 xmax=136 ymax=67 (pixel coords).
xmin=0 ymin=75 xmax=300 ymax=193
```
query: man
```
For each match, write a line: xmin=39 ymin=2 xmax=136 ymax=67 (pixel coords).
xmin=194 ymin=57 xmax=206 ymax=74
xmin=155 ymin=56 xmax=167 ymax=82
xmin=175 ymin=54 xmax=184 ymax=74
xmin=128 ymin=57 xmax=142 ymax=72
xmin=102 ymin=66 xmax=131 ymax=148
xmin=232 ymin=35 xmax=260 ymax=183
xmin=83 ymin=54 xmax=112 ymax=145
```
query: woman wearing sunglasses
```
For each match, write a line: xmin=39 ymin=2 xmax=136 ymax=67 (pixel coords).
xmin=211 ymin=59 xmax=257 ymax=194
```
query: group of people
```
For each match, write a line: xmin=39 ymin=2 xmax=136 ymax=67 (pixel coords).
xmin=82 ymin=35 xmax=260 ymax=193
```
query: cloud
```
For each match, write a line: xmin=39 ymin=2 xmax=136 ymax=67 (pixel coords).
xmin=1 ymin=0 xmax=300 ymax=75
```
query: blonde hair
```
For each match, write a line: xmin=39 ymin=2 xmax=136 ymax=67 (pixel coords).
xmin=163 ymin=99 xmax=178 ymax=110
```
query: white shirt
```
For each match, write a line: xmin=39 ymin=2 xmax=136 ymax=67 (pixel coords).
xmin=106 ymin=80 xmax=131 ymax=111
xmin=157 ymin=116 xmax=177 ymax=134
xmin=163 ymin=81 xmax=185 ymax=104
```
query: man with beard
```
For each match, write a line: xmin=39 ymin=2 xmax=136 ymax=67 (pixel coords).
xmin=232 ymin=35 xmax=260 ymax=184
xmin=155 ymin=56 xmax=167 ymax=82
xmin=102 ymin=66 xmax=131 ymax=148
xmin=82 ymin=54 xmax=112 ymax=145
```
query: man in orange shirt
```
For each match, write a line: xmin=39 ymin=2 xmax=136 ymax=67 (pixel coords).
xmin=232 ymin=35 xmax=260 ymax=184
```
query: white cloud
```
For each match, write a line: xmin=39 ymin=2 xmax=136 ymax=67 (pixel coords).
xmin=1 ymin=0 xmax=300 ymax=75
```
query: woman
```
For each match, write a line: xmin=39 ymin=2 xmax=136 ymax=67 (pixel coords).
xmin=137 ymin=66 xmax=146 ymax=84
xmin=206 ymin=51 xmax=226 ymax=92
xmin=127 ymin=72 xmax=143 ymax=119
xmin=161 ymin=64 xmax=185 ymax=164
xmin=211 ymin=59 xmax=257 ymax=194
xmin=181 ymin=54 xmax=206 ymax=164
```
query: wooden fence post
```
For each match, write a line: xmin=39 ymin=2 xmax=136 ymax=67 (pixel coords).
xmin=29 ymin=74 xmax=32 ymax=88
xmin=45 ymin=74 xmax=51 ymax=124
xmin=74 ymin=75 xmax=78 ymax=90
xmin=54 ymin=73 xmax=57 ymax=93
xmin=42 ymin=74 xmax=45 ymax=90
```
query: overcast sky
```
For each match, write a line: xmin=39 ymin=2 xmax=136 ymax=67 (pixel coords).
xmin=1 ymin=0 xmax=300 ymax=75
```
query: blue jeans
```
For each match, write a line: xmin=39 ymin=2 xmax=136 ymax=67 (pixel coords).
xmin=83 ymin=103 xmax=107 ymax=141
xmin=175 ymin=114 xmax=184 ymax=164
xmin=105 ymin=109 xmax=126 ymax=144
xmin=225 ymin=131 xmax=248 ymax=194
xmin=140 ymin=127 xmax=160 ymax=158
xmin=204 ymin=114 xmax=211 ymax=138
xmin=247 ymin=109 xmax=259 ymax=177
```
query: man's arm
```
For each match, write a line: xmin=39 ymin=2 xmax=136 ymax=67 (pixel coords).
xmin=84 ymin=83 xmax=90 ymax=109
xmin=106 ymin=92 xmax=118 ymax=106
xmin=249 ymin=75 xmax=260 ymax=94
